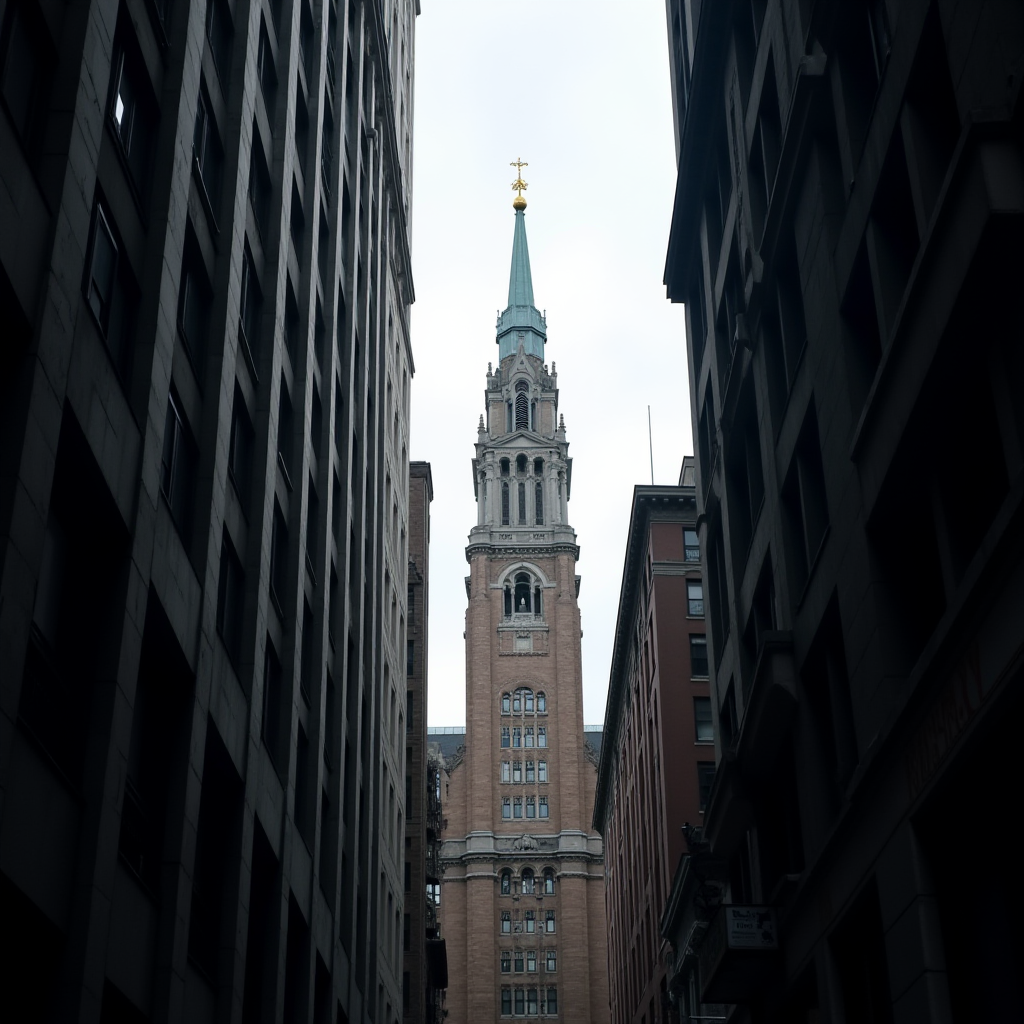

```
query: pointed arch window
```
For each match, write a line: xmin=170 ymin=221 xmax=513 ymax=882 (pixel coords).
xmin=515 ymin=380 xmax=529 ymax=429
xmin=501 ymin=482 xmax=510 ymax=526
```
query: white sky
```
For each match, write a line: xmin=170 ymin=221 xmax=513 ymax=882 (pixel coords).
xmin=408 ymin=1 xmax=693 ymax=727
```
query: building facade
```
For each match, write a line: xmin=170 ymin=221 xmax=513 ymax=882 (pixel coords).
xmin=0 ymin=0 xmax=419 ymax=1022
xmin=593 ymin=459 xmax=712 ymax=1024
xmin=404 ymin=461 xmax=447 ymax=1024
xmin=663 ymin=0 xmax=1023 ymax=1021
xmin=439 ymin=188 xmax=610 ymax=1024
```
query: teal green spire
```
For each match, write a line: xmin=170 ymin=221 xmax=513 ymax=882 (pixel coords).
xmin=497 ymin=204 xmax=546 ymax=361
xmin=507 ymin=209 xmax=536 ymax=308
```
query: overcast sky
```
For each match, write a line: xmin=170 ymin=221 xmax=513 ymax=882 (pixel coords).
xmin=408 ymin=1 xmax=693 ymax=727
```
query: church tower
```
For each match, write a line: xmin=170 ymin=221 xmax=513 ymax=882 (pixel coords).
xmin=440 ymin=170 xmax=610 ymax=1024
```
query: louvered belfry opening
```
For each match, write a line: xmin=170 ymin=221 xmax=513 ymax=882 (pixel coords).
xmin=515 ymin=380 xmax=530 ymax=429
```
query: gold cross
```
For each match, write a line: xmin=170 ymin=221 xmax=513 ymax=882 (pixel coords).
xmin=510 ymin=157 xmax=529 ymax=197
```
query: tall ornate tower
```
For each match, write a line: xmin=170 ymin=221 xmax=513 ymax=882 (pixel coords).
xmin=440 ymin=172 xmax=609 ymax=1024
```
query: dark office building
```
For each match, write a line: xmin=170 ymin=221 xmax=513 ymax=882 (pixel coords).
xmin=0 ymin=0 xmax=419 ymax=1021
xmin=663 ymin=1 xmax=1023 ymax=1022
xmin=404 ymin=461 xmax=448 ymax=1024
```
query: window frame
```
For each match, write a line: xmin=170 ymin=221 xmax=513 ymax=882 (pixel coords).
xmin=687 ymin=579 xmax=705 ymax=616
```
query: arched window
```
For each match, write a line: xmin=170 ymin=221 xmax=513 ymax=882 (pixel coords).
xmin=537 ymin=692 xmax=547 ymax=713
xmin=500 ymin=458 xmax=510 ymax=477
xmin=515 ymin=573 xmax=531 ymax=613
xmin=514 ymin=687 xmax=533 ymax=713
xmin=521 ymin=869 xmax=535 ymax=894
xmin=501 ymin=870 xmax=512 ymax=895
xmin=535 ymin=482 xmax=544 ymax=525
xmin=515 ymin=381 xmax=529 ymax=429
xmin=516 ymin=453 xmax=527 ymax=475
xmin=512 ymin=689 xmax=522 ymax=713
xmin=501 ymin=482 xmax=510 ymax=525
xmin=543 ymin=869 xmax=555 ymax=894
xmin=524 ymin=690 xmax=535 ymax=713
xmin=502 ymin=692 xmax=511 ymax=714
xmin=518 ymin=482 xmax=526 ymax=522
xmin=530 ymin=400 xmax=536 ymax=430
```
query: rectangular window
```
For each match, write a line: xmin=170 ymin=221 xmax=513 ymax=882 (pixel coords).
xmin=546 ymin=987 xmax=557 ymax=1014
xmin=524 ymin=726 xmax=534 ymax=747
xmin=502 ymin=798 xmax=511 ymax=820
xmin=698 ymin=762 xmax=716 ymax=811
xmin=513 ymin=797 xmax=522 ymax=819
xmin=193 ymin=83 xmax=223 ymax=211
xmin=178 ymin=233 xmax=212 ymax=371
xmin=83 ymin=201 xmax=138 ymax=378
xmin=687 ymin=579 xmax=705 ymax=616
xmin=229 ymin=384 xmax=254 ymax=502
xmin=205 ymin=0 xmax=233 ymax=83
xmin=545 ymin=911 xmax=555 ymax=933
xmin=501 ymin=726 xmax=511 ymax=748
xmin=512 ymin=727 xmax=521 ymax=748
xmin=239 ymin=244 xmax=262 ymax=371
xmin=546 ymin=950 xmax=556 ymax=973
xmin=512 ymin=760 xmax=522 ymax=783
xmin=527 ymin=952 xmax=536 ymax=973
xmin=501 ymin=951 xmax=511 ymax=974
xmin=501 ymin=989 xmax=512 ymax=1014
xmin=109 ymin=39 xmax=155 ymax=195
xmin=538 ymin=760 xmax=547 ymax=783
xmin=684 ymin=527 xmax=700 ymax=560
xmin=535 ymin=482 xmax=544 ymax=525
xmin=525 ymin=761 xmax=535 ymax=783
xmin=160 ymin=389 xmax=198 ymax=544
xmin=0 ymin=0 xmax=51 ymax=152
xmin=502 ymin=761 xmax=511 ymax=783
xmin=527 ymin=988 xmax=538 ymax=1014
xmin=539 ymin=796 xmax=548 ymax=818
xmin=514 ymin=951 xmax=524 ymax=974
xmin=690 ymin=633 xmax=709 ymax=677
xmin=217 ymin=530 xmax=245 ymax=665
xmin=269 ymin=502 xmax=287 ymax=616
xmin=515 ymin=989 xmax=525 ymax=1015
xmin=407 ymin=639 xmax=414 ymax=675
xmin=501 ymin=912 xmax=511 ymax=934
xmin=526 ymin=796 xmax=535 ymax=818
xmin=538 ymin=727 xmax=547 ymax=747
xmin=501 ymin=482 xmax=510 ymax=525
xmin=694 ymin=697 xmax=714 ymax=742
xmin=525 ymin=910 xmax=535 ymax=933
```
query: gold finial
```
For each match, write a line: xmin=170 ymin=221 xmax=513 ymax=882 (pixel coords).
xmin=510 ymin=157 xmax=528 ymax=210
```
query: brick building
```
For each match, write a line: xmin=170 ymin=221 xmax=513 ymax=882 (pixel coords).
xmin=593 ymin=458 xmax=711 ymax=1024
xmin=438 ymin=183 xmax=610 ymax=1024
xmin=0 ymin=0 xmax=420 ymax=1021
xmin=662 ymin=0 xmax=1024 ymax=1021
